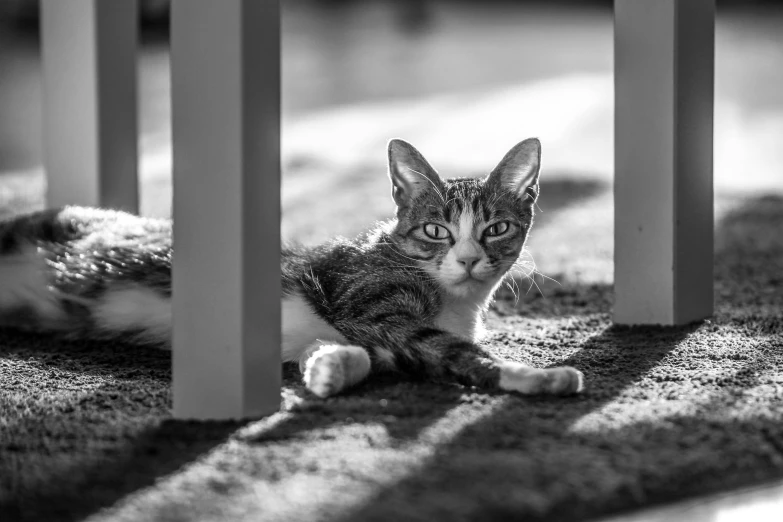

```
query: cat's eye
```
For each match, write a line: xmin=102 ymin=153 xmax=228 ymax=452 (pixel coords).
xmin=485 ymin=221 xmax=510 ymax=237
xmin=423 ymin=223 xmax=451 ymax=240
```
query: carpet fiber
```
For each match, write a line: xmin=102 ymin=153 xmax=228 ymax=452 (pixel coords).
xmin=1 ymin=193 xmax=782 ymax=522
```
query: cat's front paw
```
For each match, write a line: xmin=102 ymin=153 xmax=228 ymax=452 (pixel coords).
xmin=303 ymin=345 xmax=346 ymax=398
xmin=543 ymin=366 xmax=585 ymax=395
xmin=499 ymin=363 xmax=585 ymax=396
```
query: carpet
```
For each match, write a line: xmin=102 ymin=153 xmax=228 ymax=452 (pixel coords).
xmin=1 ymin=192 xmax=782 ymax=522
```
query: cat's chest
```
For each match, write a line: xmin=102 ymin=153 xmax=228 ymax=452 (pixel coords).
xmin=281 ymin=293 xmax=346 ymax=362
xmin=434 ymin=300 xmax=485 ymax=342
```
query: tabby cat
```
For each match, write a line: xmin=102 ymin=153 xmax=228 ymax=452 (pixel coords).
xmin=0 ymin=138 xmax=584 ymax=398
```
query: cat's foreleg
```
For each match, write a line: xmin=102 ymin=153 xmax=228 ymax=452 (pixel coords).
xmin=370 ymin=325 xmax=585 ymax=396
xmin=436 ymin=339 xmax=585 ymax=396
xmin=298 ymin=342 xmax=371 ymax=398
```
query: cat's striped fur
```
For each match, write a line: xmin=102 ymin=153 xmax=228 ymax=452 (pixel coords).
xmin=0 ymin=138 xmax=584 ymax=397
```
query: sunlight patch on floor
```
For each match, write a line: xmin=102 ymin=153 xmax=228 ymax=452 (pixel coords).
xmin=284 ymin=73 xmax=613 ymax=178
xmin=567 ymin=333 xmax=783 ymax=436
xmin=596 ymin=479 xmax=783 ymax=522
xmin=84 ymin=396 xmax=511 ymax=522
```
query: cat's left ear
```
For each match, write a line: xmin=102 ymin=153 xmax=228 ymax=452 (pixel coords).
xmin=388 ymin=139 xmax=443 ymax=209
xmin=486 ymin=138 xmax=541 ymax=206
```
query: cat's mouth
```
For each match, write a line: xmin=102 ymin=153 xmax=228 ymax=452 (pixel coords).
xmin=444 ymin=273 xmax=495 ymax=297
xmin=453 ymin=273 xmax=486 ymax=285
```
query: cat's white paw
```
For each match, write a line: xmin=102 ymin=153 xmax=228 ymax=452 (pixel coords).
xmin=302 ymin=343 xmax=372 ymax=398
xmin=546 ymin=366 xmax=585 ymax=395
xmin=499 ymin=363 xmax=585 ymax=396
xmin=304 ymin=345 xmax=346 ymax=398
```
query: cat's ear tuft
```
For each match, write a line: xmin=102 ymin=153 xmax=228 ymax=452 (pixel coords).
xmin=487 ymin=138 xmax=542 ymax=205
xmin=388 ymin=139 xmax=442 ymax=209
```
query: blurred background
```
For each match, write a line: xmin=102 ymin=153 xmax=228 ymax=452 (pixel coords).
xmin=1 ymin=0 xmax=782 ymax=286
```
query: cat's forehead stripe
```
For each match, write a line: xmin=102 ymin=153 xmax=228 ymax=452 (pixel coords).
xmin=457 ymin=208 xmax=475 ymax=242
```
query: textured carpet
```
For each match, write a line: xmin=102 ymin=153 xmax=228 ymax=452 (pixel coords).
xmin=1 ymin=193 xmax=782 ymax=522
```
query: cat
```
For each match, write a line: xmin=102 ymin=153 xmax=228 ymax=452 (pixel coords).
xmin=0 ymin=138 xmax=584 ymax=398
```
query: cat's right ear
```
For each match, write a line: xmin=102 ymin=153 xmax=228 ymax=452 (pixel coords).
xmin=388 ymin=139 xmax=443 ymax=209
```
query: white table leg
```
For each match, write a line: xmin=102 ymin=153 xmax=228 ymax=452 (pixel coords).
xmin=41 ymin=0 xmax=139 ymax=212
xmin=171 ymin=0 xmax=281 ymax=419
xmin=614 ymin=0 xmax=714 ymax=325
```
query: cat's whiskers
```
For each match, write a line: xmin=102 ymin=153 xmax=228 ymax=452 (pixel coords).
xmin=531 ymin=269 xmax=561 ymax=286
xmin=518 ymin=268 xmax=544 ymax=297
xmin=503 ymin=275 xmax=521 ymax=305
xmin=506 ymin=267 xmax=538 ymax=298
xmin=443 ymin=196 xmax=460 ymax=209
xmin=405 ymin=167 xmax=445 ymax=203
xmin=526 ymin=275 xmax=543 ymax=296
xmin=497 ymin=250 xmax=551 ymax=299
xmin=515 ymin=249 xmax=561 ymax=287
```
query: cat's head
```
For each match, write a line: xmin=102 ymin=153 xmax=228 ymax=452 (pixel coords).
xmin=387 ymin=138 xmax=541 ymax=299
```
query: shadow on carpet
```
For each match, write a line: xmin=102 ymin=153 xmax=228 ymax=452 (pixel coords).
xmin=1 ymin=195 xmax=782 ymax=522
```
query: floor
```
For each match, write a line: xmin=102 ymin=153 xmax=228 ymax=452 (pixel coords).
xmin=3 ymin=190 xmax=781 ymax=521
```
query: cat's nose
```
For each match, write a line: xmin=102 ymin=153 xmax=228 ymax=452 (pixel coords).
xmin=457 ymin=255 xmax=480 ymax=271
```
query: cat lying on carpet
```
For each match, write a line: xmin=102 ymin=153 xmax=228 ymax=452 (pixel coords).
xmin=0 ymin=138 xmax=584 ymax=398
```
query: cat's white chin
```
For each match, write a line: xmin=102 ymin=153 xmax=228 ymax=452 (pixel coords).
xmin=443 ymin=276 xmax=494 ymax=298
